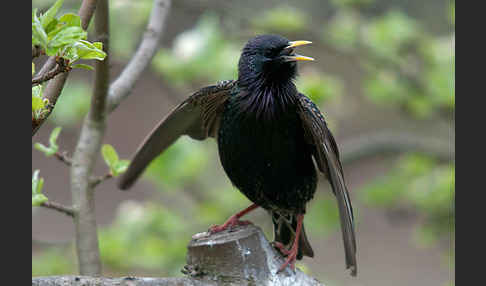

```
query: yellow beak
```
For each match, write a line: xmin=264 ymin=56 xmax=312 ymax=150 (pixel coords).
xmin=285 ymin=40 xmax=313 ymax=49
xmin=283 ymin=40 xmax=314 ymax=61
xmin=288 ymin=55 xmax=315 ymax=61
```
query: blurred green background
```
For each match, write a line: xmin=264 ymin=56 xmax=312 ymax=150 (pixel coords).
xmin=32 ymin=0 xmax=454 ymax=285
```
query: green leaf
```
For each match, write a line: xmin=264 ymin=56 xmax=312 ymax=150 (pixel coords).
xmin=71 ymin=64 xmax=94 ymax=70
xmin=32 ymin=13 xmax=49 ymax=50
xmin=32 ymin=62 xmax=35 ymax=76
xmin=32 ymin=85 xmax=42 ymax=98
xmin=113 ymin=160 xmax=130 ymax=177
xmin=46 ymin=13 xmax=82 ymax=42
xmin=34 ymin=127 xmax=61 ymax=157
xmin=102 ymin=144 xmax=119 ymax=172
xmin=92 ymin=42 xmax=103 ymax=50
xmin=32 ymin=194 xmax=48 ymax=207
xmin=32 ymin=85 xmax=45 ymax=115
xmin=40 ymin=0 xmax=64 ymax=30
xmin=49 ymin=127 xmax=62 ymax=150
xmin=32 ymin=94 xmax=45 ymax=112
xmin=43 ymin=18 xmax=59 ymax=35
xmin=58 ymin=13 xmax=81 ymax=27
xmin=32 ymin=170 xmax=48 ymax=206
xmin=76 ymin=40 xmax=107 ymax=60
xmin=32 ymin=170 xmax=42 ymax=194
xmin=47 ymin=26 xmax=87 ymax=54
xmin=34 ymin=143 xmax=55 ymax=157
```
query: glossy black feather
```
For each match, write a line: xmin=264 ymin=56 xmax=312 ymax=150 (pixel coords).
xmin=118 ymin=34 xmax=357 ymax=276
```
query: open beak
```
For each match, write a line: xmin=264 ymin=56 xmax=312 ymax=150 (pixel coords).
xmin=285 ymin=40 xmax=312 ymax=49
xmin=283 ymin=40 xmax=315 ymax=62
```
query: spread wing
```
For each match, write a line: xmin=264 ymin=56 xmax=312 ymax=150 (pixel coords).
xmin=118 ymin=80 xmax=236 ymax=190
xmin=296 ymin=93 xmax=357 ymax=277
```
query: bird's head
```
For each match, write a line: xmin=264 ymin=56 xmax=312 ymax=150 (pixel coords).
xmin=238 ymin=34 xmax=314 ymax=87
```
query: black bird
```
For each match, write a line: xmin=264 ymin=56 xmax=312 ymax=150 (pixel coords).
xmin=118 ymin=34 xmax=357 ymax=276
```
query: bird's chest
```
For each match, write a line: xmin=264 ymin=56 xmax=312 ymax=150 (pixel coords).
xmin=217 ymin=96 xmax=317 ymax=211
xmin=218 ymin=98 xmax=303 ymax=169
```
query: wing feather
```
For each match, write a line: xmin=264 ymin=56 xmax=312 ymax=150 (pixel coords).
xmin=118 ymin=80 xmax=235 ymax=190
xmin=297 ymin=94 xmax=357 ymax=276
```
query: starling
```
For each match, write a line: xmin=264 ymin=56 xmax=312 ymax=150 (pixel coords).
xmin=118 ymin=34 xmax=357 ymax=276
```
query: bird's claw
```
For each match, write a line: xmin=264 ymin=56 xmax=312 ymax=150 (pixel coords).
xmin=277 ymin=250 xmax=297 ymax=273
xmin=208 ymin=216 xmax=252 ymax=234
xmin=272 ymin=241 xmax=291 ymax=256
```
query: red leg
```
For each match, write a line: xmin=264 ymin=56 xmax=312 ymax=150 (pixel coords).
xmin=277 ymin=214 xmax=304 ymax=273
xmin=273 ymin=241 xmax=291 ymax=256
xmin=209 ymin=204 xmax=259 ymax=234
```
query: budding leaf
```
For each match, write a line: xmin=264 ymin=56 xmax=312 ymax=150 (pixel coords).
xmin=49 ymin=127 xmax=62 ymax=150
xmin=40 ymin=0 xmax=64 ymax=30
xmin=32 ymin=12 xmax=48 ymax=50
xmin=32 ymin=170 xmax=48 ymax=206
xmin=76 ymin=40 xmax=106 ymax=60
xmin=32 ymin=95 xmax=45 ymax=112
xmin=58 ymin=13 xmax=81 ymax=27
xmin=71 ymin=64 xmax=94 ymax=70
xmin=102 ymin=144 xmax=119 ymax=173
xmin=34 ymin=127 xmax=61 ymax=157
xmin=113 ymin=160 xmax=130 ymax=177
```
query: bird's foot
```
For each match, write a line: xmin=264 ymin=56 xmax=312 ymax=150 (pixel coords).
xmin=272 ymin=241 xmax=291 ymax=256
xmin=276 ymin=213 xmax=304 ymax=273
xmin=208 ymin=204 xmax=259 ymax=234
xmin=208 ymin=214 xmax=253 ymax=234
xmin=277 ymin=241 xmax=298 ymax=273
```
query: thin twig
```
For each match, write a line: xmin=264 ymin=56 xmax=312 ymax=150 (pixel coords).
xmin=90 ymin=173 xmax=113 ymax=188
xmin=54 ymin=151 xmax=72 ymax=166
xmin=40 ymin=201 xmax=75 ymax=217
xmin=32 ymin=58 xmax=71 ymax=86
xmin=106 ymin=0 xmax=171 ymax=113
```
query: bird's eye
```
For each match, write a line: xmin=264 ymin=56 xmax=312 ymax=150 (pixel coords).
xmin=264 ymin=48 xmax=280 ymax=58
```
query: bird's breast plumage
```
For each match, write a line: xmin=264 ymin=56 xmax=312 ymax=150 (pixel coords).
xmin=217 ymin=85 xmax=317 ymax=213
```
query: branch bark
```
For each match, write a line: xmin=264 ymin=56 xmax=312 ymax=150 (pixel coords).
xmin=69 ymin=0 xmax=108 ymax=276
xmin=32 ymin=45 xmax=44 ymax=59
xmin=33 ymin=225 xmax=324 ymax=286
xmin=106 ymin=0 xmax=171 ymax=113
xmin=40 ymin=201 xmax=75 ymax=217
xmin=32 ymin=58 xmax=71 ymax=86
xmin=32 ymin=72 xmax=68 ymax=136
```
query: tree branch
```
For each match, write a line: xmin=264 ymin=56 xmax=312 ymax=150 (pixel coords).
xmin=33 ymin=225 xmax=324 ymax=286
xmin=340 ymin=130 xmax=454 ymax=165
xmin=32 ymin=45 xmax=44 ymax=59
xmin=89 ymin=173 xmax=113 ymax=188
xmin=32 ymin=72 xmax=68 ymax=136
xmin=32 ymin=58 xmax=71 ymax=86
xmin=106 ymin=0 xmax=171 ymax=113
xmin=40 ymin=201 xmax=75 ymax=217
xmin=54 ymin=151 xmax=72 ymax=166
xmin=69 ymin=0 xmax=109 ymax=276
xmin=32 ymin=0 xmax=99 ymax=137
